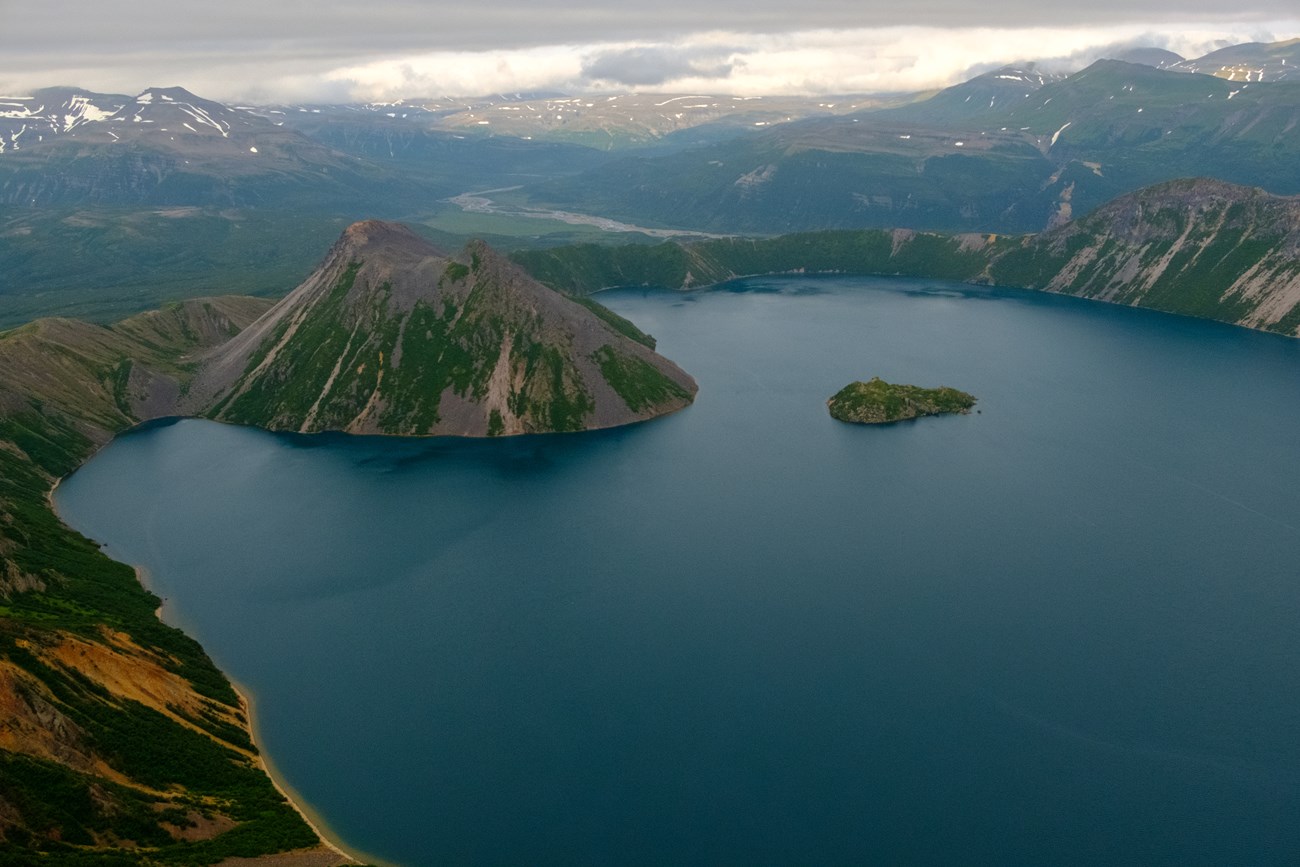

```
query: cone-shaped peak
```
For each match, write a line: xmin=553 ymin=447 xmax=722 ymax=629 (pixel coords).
xmin=338 ymin=219 xmax=428 ymax=253
xmin=189 ymin=221 xmax=697 ymax=437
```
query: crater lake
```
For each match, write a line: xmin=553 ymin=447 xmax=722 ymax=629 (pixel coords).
xmin=55 ymin=276 xmax=1300 ymax=866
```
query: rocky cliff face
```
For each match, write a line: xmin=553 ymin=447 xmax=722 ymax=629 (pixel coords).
xmin=989 ymin=178 xmax=1300 ymax=335
xmin=517 ymin=178 xmax=1300 ymax=338
xmin=190 ymin=221 xmax=697 ymax=436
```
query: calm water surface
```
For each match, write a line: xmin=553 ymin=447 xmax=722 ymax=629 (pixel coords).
xmin=56 ymin=277 xmax=1300 ymax=866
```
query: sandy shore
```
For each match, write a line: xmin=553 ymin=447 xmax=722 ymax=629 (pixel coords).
xmin=135 ymin=571 xmax=381 ymax=864
xmin=51 ymin=475 xmax=382 ymax=865
xmin=233 ymin=681 xmax=391 ymax=866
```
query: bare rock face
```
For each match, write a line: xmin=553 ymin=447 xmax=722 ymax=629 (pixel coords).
xmin=989 ymin=178 xmax=1300 ymax=335
xmin=188 ymin=221 xmax=698 ymax=436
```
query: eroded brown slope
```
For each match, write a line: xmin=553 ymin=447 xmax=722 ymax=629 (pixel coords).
xmin=0 ymin=296 xmax=345 ymax=861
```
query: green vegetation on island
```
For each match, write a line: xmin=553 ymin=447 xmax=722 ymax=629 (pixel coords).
xmin=592 ymin=345 xmax=695 ymax=413
xmin=827 ymin=377 xmax=977 ymax=425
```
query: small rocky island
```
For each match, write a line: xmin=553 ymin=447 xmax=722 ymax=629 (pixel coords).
xmin=827 ymin=377 xmax=976 ymax=424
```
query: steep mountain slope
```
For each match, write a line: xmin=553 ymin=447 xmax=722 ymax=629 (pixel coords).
xmin=1105 ymin=47 xmax=1185 ymax=69
xmin=0 ymin=86 xmax=425 ymax=209
xmin=989 ymin=178 xmax=1300 ymax=332
xmin=0 ymin=296 xmax=349 ymax=862
xmin=0 ymin=88 xmax=127 ymax=153
xmin=0 ymin=221 xmax=698 ymax=858
xmin=984 ymin=60 xmax=1300 ymax=220
xmin=515 ymin=179 xmax=1300 ymax=337
xmin=873 ymin=65 xmax=1064 ymax=125
xmin=1171 ymin=38 xmax=1300 ymax=82
xmin=191 ymin=221 xmax=697 ymax=435
xmin=991 ymin=60 xmax=1300 ymax=153
xmin=0 ymin=296 xmax=271 ymax=447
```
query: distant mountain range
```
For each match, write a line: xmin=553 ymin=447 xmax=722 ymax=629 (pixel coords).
xmin=1167 ymin=38 xmax=1300 ymax=82
xmin=416 ymin=92 xmax=907 ymax=150
xmin=4 ymin=38 xmax=1293 ymax=161
xmin=0 ymin=85 xmax=601 ymax=211
xmin=2 ymin=36 xmax=1299 ymax=331
xmin=0 ymin=86 xmax=416 ymax=210
xmin=525 ymin=57 xmax=1300 ymax=235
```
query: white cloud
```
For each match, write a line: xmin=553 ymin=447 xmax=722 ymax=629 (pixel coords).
xmin=307 ymin=22 xmax=1300 ymax=101
xmin=324 ymin=45 xmax=588 ymax=99
xmin=1 ymin=21 xmax=1297 ymax=101
xmin=581 ymin=46 xmax=738 ymax=87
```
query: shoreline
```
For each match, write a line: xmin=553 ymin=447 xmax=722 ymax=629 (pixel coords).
xmin=232 ymin=679 xmax=391 ymax=867
xmin=48 ymin=473 xmax=388 ymax=867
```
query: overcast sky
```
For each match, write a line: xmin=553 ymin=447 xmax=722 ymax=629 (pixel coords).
xmin=2 ymin=1 xmax=1297 ymax=101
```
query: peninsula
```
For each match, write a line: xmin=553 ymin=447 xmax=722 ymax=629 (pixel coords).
xmin=190 ymin=220 xmax=697 ymax=436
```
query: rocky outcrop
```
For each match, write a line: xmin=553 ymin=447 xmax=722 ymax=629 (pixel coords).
xmin=827 ymin=377 xmax=977 ymax=425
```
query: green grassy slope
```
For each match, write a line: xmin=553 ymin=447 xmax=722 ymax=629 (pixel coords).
xmin=514 ymin=179 xmax=1300 ymax=338
xmin=0 ymin=208 xmax=347 ymax=329
xmin=0 ymin=298 xmax=336 ymax=864
xmin=513 ymin=229 xmax=995 ymax=294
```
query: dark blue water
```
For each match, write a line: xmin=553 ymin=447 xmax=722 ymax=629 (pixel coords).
xmin=56 ymin=277 xmax=1300 ymax=866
